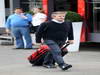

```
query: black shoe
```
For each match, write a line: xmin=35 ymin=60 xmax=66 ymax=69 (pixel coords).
xmin=24 ymin=48 xmax=33 ymax=49
xmin=13 ymin=48 xmax=24 ymax=49
xmin=60 ymin=64 xmax=72 ymax=70
xmin=43 ymin=64 xmax=56 ymax=68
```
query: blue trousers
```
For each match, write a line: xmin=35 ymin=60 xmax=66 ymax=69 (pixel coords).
xmin=11 ymin=27 xmax=32 ymax=48
xmin=43 ymin=40 xmax=65 ymax=66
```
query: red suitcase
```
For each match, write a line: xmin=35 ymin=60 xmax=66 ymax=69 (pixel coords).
xmin=28 ymin=45 xmax=50 ymax=65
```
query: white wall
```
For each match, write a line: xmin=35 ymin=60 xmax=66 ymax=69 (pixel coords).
xmin=0 ymin=0 xmax=5 ymax=27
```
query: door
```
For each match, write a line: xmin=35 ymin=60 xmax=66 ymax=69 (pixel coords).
xmin=86 ymin=0 xmax=100 ymax=42
xmin=93 ymin=2 xmax=100 ymax=32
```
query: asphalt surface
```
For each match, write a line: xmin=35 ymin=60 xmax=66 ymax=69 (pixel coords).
xmin=0 ymin=43 xmax=100 ymax=75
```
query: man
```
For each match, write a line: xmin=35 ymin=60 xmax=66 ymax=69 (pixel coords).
xmin=36 ymin=11 xmax=74 ymax=70
xmin=6 ymin=8 xmax=33 ymax=49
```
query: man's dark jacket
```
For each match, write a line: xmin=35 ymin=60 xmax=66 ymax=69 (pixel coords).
xmin=36 ymin=21 xmax=74 ymax=43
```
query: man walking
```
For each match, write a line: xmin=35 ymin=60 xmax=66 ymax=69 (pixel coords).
xmin=36 ymin=11 xmax=74 ymax=70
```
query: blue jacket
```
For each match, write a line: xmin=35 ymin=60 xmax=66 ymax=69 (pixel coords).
xmin=5 ymin=13 xmax=32 ymax=29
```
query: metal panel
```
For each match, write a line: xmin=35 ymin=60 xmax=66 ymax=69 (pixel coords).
xmin=88 ymin=33 xmax=100 ymax=42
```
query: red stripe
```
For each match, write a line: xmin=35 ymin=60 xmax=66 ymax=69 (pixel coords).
xmin=42 ymin=0 xmax=48 ymax=15
xmin=78 ymin=0 xmax=86 ymax=42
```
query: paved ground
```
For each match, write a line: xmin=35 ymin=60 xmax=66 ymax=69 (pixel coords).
xmin=0 ymin=43 xmax=100 ymax=75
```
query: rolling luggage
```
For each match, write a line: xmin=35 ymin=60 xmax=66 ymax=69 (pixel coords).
xmin=28 ymin=45 xmax=49 ymax=66
xmin=27 ymin=42 xmax=70 ymax=66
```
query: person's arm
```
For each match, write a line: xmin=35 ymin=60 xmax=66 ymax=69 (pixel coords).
xmin=39 ymin=14 xmax=47 ymax=23
xmin=35 ymin=22 xmax=47 ymax=43
xmin=26 ymin=13 xmax=32 ymax=22
xmin=67 ymin=22 xmax=74 ymax=44
xmin=5 ymin=16 xmax=11 ymax=33
xmin=20 ymin=13 xmax=32 ymax=22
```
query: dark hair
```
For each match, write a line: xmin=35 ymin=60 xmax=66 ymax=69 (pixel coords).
xmin=37 ymin=8 xmax=45 ymax=13
xmin=14 ymin=8 xmax=23 ymax=11
xmin=51 ymin=11 xmax=66 ymax=17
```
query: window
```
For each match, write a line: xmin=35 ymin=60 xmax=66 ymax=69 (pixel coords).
xmin=54 ymin=0 xmax=77 ymax=12
xmin=5 ymin=0 xmax=10 ymax=8
xmin=20 ymin=0 xmax=42 ymax=11
xmin=86 ymin=0 xmax=100 ymax=33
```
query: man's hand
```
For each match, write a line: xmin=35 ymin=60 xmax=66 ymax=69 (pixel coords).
xmin=20 ymin=13 xmax=28 ymax=19
xmin=67 ymin=40 xmax=74 ymax=44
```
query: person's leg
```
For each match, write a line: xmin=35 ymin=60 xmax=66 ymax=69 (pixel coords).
xmin=52 ymin=41 xmax=67 ymax=65
xmin=20 ymin=27 xmax=33 ymax=48
xmin=34 ymin=26 xmax=39 ymax=32
xmin=11 ymin=27 xmax=24 ymax=48
xmin=43 ymin=52 xmax=56 ymax=68
xmin=44 ymin=40 xmax=72 ymax=70
xmin=43 ymin=52 xmax=54 ymax=65
xmin=44 ymin=40 xmax=65 ymax=65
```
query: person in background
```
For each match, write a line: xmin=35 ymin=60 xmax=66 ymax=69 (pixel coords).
xmin=31 ymin=7 xmax=47 ymax=32
xmin=36 ymin=11 xmax=74 ymax=70
xmin=31 ymin=7 xmax=47 ymax=45
xmin=5 ymin=8 xmax=33 ymax=49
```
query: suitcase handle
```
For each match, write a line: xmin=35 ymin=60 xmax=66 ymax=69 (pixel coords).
xmin=61 ymin=42 xmax=70 ymax=50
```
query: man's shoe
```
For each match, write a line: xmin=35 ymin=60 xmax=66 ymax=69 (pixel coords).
xmin=43 ymin=64 xmax=56 ymax=68
xmin=60 ymin=64 xmax=72 ymax=70
xmin=13 ymin=48 xmax=24 ymax=49
xmin=24 ymin=48 xmax=33 ymax=49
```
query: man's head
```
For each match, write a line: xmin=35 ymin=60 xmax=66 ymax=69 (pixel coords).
xmin=14 ymin=8 xmax=23 ymax=14
xmin=51 ymin=11 xmax=67 ymax=22
xmin=32 ymin=8 xmax=44 ymax=13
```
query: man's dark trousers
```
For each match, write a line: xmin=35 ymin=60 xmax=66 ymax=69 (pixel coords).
xmin=43 ymin=40 xmax=66 ymax=66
